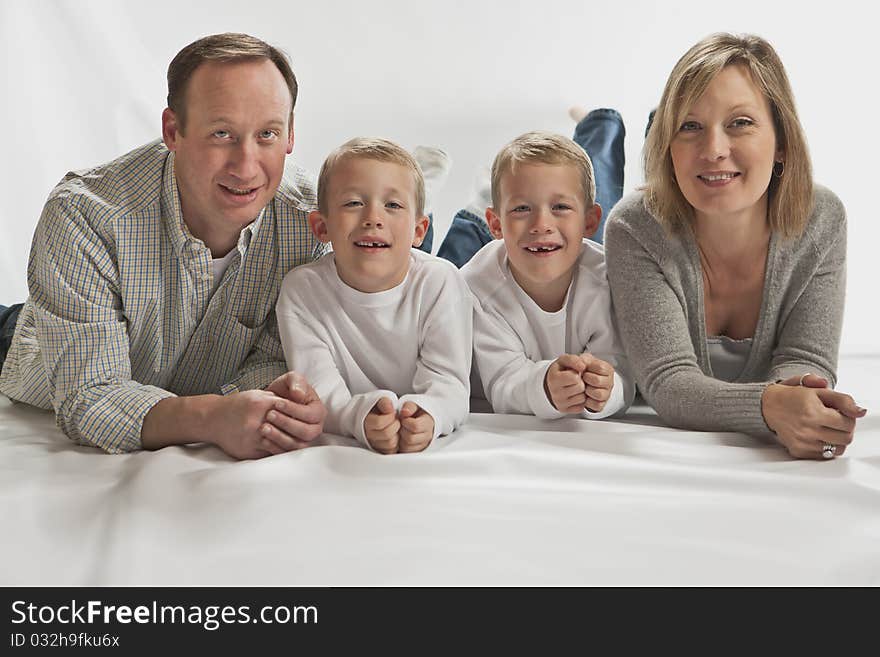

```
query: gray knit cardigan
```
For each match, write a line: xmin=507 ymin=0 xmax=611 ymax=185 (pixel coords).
xmin=603 ymin=185 xmax=846 ymax=435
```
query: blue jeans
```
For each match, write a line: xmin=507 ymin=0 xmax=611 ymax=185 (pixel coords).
xmin=436 ymin=210 xmax=494 ymax=268
xmin=437 ymin=107 xmax=626 ymax=267
xmin=572 ymin=108 xmax=626 ymax=243
xmin=0 ymin=303 xmax=23 ymax=371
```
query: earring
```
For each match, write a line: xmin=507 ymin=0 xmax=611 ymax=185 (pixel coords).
xmin=773 ymin=160 xmax=785 ymax=178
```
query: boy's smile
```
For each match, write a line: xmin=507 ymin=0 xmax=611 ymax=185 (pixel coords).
xmin=487 ymin=163 xmax=600 ymax=312
xmin=309 ymin=157 xmax=429 ymax=293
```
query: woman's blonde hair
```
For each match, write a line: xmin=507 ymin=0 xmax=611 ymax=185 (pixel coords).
xmin=644 ymin=33 xmax=813 ymax=238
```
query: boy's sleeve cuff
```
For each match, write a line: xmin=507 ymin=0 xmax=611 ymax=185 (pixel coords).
xmin=353 ymin=390 xmax=400 ymax=451
xmin=582 ymin=372 xmax=625 ymax=420
xmin=528 ymin=361 xmax=568 ymax=420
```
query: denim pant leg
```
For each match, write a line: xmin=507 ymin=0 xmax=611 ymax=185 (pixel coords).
xmin=436 ymin=210 xmax=494 ymax=268
xmin=0 ymin=303 xmax=24 ymax=371
xmin=572 ymin=108 xmax=626 ymax=244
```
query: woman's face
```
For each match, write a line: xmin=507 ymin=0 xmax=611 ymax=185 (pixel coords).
xmin=670 ymin=64 xmax=781 ymax=225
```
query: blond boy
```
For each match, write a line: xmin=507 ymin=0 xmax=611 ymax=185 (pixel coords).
xmin=276 ymin=138 xmax=472 ymax=453
xmin=462 ymin=131 xmax=634 ymax=419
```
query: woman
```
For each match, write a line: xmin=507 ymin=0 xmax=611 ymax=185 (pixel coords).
xmin=604 ymin=33 xmax=866 ymax=459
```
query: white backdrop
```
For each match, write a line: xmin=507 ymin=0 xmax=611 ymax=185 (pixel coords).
xmin=1 ymin=0 xmax=877 ymax=354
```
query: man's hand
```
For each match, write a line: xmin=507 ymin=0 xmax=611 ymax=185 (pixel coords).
xmin=544 ymin=354 xmax=587 ymax=413
xmin=398 ymin=402 xmax=434 ymax=453
xmin=580 ymin=354 xmax=615 ymax=413
xmin=365 ymin=397 xmax=400 ymax=454
xmin=207 ymin=389 xmax=303 ymax=460
xmin=262 ymin=371 xmax=326 ymax=450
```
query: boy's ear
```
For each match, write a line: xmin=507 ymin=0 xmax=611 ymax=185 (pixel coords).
xmin=583 ymin=203 xmax=603 ymax=239
xmin=486 ymin=208 xmax=504 ymax=240
xmin=412 ymin=215 xmax=430 ymax=247
xmin=308 ymin=210 xmax=331 ymax=243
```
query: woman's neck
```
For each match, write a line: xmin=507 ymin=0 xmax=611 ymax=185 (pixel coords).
xmin=693 ymin=197 xmax=771 ymax=267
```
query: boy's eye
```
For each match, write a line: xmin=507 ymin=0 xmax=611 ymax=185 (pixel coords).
xmin=679 ymin=121 xmax=700 ymax=132
xmin=343 ymin=200 xmax=363 ymax=208
xmin=553 ymin=204 xmax=573 ymax=212
xmin=512 ymin=205 xmax=530 ymax=213
xmin=386 ymin=201 xmax=404 ymax=210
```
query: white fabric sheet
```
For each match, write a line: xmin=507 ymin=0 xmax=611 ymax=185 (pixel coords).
xmin=1 ymin=357 xmax=878 ymax=586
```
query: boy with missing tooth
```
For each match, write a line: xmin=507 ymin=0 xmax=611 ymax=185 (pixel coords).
xmin=462 ymin=131 xmax=634 ymax=419
xmin=276 ymin=137 xmax=471 ymax=453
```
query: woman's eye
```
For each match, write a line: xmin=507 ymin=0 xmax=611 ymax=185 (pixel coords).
xmin=679 ymin=121 xmax=700 ymax=132
xmin=730 ymin=118 xmax=754 ymax=129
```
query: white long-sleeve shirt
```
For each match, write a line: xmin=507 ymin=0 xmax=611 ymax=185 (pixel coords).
xmin=462 ymin=239 xmax=634 ymax=420
xmin=276 ymin=249 xmax=472 ymax=448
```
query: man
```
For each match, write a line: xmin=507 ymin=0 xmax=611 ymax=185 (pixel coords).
xmin=0 ymin=33 xmax=326 ymax=459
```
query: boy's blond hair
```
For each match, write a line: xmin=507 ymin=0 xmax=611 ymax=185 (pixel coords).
xmin=317 ymin=137 xmax=426 ymax=217
xmin=644 ymin=32 xmax=813 ymax=238
xmin=491 ymin=131 xmax=596 ymax=210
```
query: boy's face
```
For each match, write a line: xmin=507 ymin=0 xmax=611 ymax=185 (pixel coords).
xmin=486 ymin=163 xmax=601 ymax=294
xmin=309 ymin=157 xmax=429 ymax=293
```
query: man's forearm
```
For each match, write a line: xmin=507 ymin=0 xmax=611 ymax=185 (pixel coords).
xmin=141 ymin=395 xmax=220 ymax=450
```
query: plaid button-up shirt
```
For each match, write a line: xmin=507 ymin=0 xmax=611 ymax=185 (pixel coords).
xmin=0 ymin=139 xmax=323 ymax=453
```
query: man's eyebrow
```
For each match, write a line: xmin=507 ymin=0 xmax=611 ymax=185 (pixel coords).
xmin=205 ymin=117 xmax=288 ymax=125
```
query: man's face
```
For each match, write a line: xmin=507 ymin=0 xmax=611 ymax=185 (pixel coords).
xmin=309 ymin=156 xmax=428 ymax=294
xmin=162 ymin=59 xmax=294 ymax=250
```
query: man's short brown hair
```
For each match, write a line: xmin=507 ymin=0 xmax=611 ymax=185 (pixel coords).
xmin=167 ymin=33 xmax=298 ymax=133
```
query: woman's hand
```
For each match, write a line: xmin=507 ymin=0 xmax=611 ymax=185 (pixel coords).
xmin=761 ymin=380 xmax=866 ymax=459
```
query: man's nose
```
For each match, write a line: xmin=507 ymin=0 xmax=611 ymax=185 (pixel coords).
xmin=227 ymin=139 xmax=260 ymax=181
